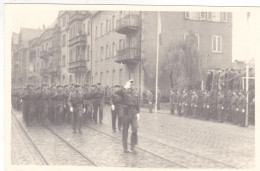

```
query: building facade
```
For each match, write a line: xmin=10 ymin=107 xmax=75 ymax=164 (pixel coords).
xmin=12 ymin=11 xmax=232 ymax=97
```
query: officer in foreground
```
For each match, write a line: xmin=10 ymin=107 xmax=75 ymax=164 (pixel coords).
xmin=115 ymin=79 xmax=140 ymax=153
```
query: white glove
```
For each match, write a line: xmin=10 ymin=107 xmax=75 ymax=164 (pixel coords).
xmin=83 ymin=108 xmax=86 ymax=113
xmin=64 ymin=105 xmax=66 ymax=108
xmin=136 ymin=113 xmax=140 ymax=121
xmin=242 ymin=109 xmax=245 ymax=113
xmin=221 ymin=107 xmax=224 ymax=110
xmin=70 ymin=107 xmax=73 ymax=112
xmin=111 ymin=105 xmax=115 ymax=111
xmin=236 ymin=108 xmax=239 ymax=111
xmin=20 ymin=99 xmax=22 ymax=103
xmin=207 ymin=105 xmax=209 ymax=108
xmin=149 ymin=102 xmax=152 ymax=104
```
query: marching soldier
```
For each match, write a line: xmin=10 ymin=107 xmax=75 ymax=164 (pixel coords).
xmin=217 ymin=90 xmax=225 ymax=123
xmin=92 ymin=83 xmax=104 ymax=124
xmin=211 ymin=90 xmax=218 ymax=121
xmin=83 ymin=84 xmax=93 ymax=124
xmin=48 ymin=85 xmax=56 ymax=123
xmin=110 ymin=85 xmax=123 ymax=132
xmin=39 ymin=84 xmax=49 ymax=126
xmin=68 ymin=84 xmax=84 ymax=133
xmin=53 ymin=85 xmax=66 ymax=124
xmin=202 ymin=91 xmax=210 ymax=120
xmin=115 ymin=79 xmax=140 ymax=153
xmin=21 ymin=84 xmax=36 ymax=127
xmin=157 ymin=88 xmax=161 ymax=110
xmin=196 ymin=90 xmax=204 ymax=119
xmin=224 ymin=90 xmax=232 ymax=122
xmin=35 ymin=86 xmax=42 ymax=124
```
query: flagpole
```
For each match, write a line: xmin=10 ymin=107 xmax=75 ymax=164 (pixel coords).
xmin=245 ymin=12 xmax=250 ymax=127
xmin=155 ymin=11 xmax=160 ymax=113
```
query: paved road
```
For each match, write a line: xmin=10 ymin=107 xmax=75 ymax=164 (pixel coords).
xmin=11 ymin=106 xmax=255 ymax=168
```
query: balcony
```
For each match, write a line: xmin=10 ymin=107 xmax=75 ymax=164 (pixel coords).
xmin=40 ymin=68 xmax=49 ymax=76
xmin=69 ymin=33 xmax=87 ymax=47
xmin=115 ymin=47 xmax=140 ymax=65
xmin=68 ymin=11 xmax=88 ymax=24
xmin=115 ymin=15 xmax=139 ymax=35
xmin=39 ymin=49 xmax=53 ymax=60
xmin=68 ymin=59 xmax=88 ymax=73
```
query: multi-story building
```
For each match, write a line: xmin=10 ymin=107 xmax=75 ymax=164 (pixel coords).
xmin=11 ymin=11 xmax=232 ymax=97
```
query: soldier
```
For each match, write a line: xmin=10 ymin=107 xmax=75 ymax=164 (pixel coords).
xmin=68 ymin=84 xmax=84 ymax=133
xmin=176 ymin=89 xmax=182 ymax=116
xmin=181 ymin=89 xmax=188 ymax=117
xmin=210 ymin=90 xmax=218 ymax=121
xmin=146 ymin=89 xmax=153 ymax=113
xmin=231 ymin=91 xmax=239 ymax=125
xmin=217 ymin=90 xmax=225 ymax=123
xmin=48 ymin=85 xmax=56 ymax=123
xmin=39 ymin=84 xmax=49 ymax=126
xmin=169 ymin=89 xmax=175 ymax=115
xmin=83 ymin=84 xmax=93 ymax=124
xmin=238 ymin=91 xmax=247 ymax=127
xmin=110 ymin=85 xmax=123 ymax=132
xmin=92 ymin=83 xmax=104 ymax=124
xmin=53 ymin=85 xmax=66 ymax=124
xmin=202 ymin=91 xmax=210 ymax=120
xmin=35 ymin=86 xmax=42 ymax=124
xmin=21 ymin=84 xmax=36 ymax=127
xmin=115 ymin=79 xmax=140 ymax=153
xmin=190 ymin=90 xmax=198 ymax=118
xmin=196 ymin=90 xmax=204 ymax=119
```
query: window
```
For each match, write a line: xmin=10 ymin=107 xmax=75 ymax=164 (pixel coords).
xmin=184 ymin=12 xmax=190 ymax=19
xmin=106 ymin=71 xmax=109 ymax=86
xmin=212 ymin=36 xmax=222 ymax=53
xmin=100 ymin=46 xmax=104 ymax=60
xmin=106 ymin=44 xmax=109 ymax=58
xmin=100 ymin=72 xmax=103 ymax=84
xmin=95 ymin=72 xmax=98 ymax=83
xmin=100 ymin=23 xmax=103 ymax=36
xmin=87 ymin=45 xmax=90 ymax=60
xmin=112 ymin=42 xmax=116 ymax=57
xmin=207 ymin=12 xmax=212 ymax=20
xmin=112 ymin=70 xmax=115 ymax=86
xmin=69 ymin=50 xmax=72 ymax=62
xmin=62 ymin=34 xmax=66 ymax=47
xmin=211 ymin=12 xmax=221 ymax=22
xmin=200 ymin=12 xmax=206 ymax=20
xmin=87 ymin=21 xmax=91 ymax=34
xmin=82 ymin=23 xmax=85 ymax=33
xmin=95 ymin=26 xmax=98 ymax=38
xmin=119 ymin=39 xmax=125 ymax=50
xmin=119 ymin=69 xmax=123 ymax=85
xmin=62 ymin=55 xmax=66 ymax=66
xmin=222 ymin=12 xmax=227 ymax=22
xmin=112 ymin=15 xmax=116 ymax=30
xmin=106 ymin=19 xmax=109 ymax=33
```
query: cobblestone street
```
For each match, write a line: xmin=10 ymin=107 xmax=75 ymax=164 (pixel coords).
xmin=11 ymin=106 xmax=255 ymax=168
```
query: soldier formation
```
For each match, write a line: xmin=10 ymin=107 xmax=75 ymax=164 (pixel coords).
xmin=169 ymin=67 xmax=255 ymax=127
xmin=12 ymin=79 xmax=140 ymax=153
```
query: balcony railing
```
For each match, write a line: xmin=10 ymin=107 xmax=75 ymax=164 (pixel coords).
xmin=115 ymin=47 xmax=140 ymax=65
xmin=115 ymin=15 xmax=139 ymax=34
xmin=69 ymin=33 xmax=87 ymax=47
xmin=68 ymin=59 xmax=88 ymax=73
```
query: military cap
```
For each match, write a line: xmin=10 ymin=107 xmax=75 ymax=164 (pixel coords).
xmin=74 ymin=84 xmax=81 ymax=88
xmin=64 ymin=85 xmax=69 ymax=88
xmin=96 ymin=82 xmax=102 ymax=85
xmin=27 ymin=84 xmax=34 ymax=88
xmin=56 ymin=85 xmax=63 ymax=88
xmin=114 ymin=85 xmax=120 ymax=88
xmin=41 ymin=83 xmax=48 ymax=87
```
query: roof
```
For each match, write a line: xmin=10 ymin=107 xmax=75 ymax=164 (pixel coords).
xmin=12 ymin=33 xmax=19 ymax=45
xmin=19 ymin=28 xmax=43 ymax=42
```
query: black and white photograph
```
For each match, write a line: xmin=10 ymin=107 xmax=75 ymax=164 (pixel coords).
xmin=4 ymin=3 xmax=259 ymax=170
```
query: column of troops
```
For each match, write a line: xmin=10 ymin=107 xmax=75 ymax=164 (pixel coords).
xmin=11 ymin=83 xmax=127 ymax=133
xmin=169 ymin=67 xmax=255 ymax=127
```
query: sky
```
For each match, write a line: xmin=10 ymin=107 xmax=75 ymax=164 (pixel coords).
xmin=9 ymin=7 xmax=260 ymax=62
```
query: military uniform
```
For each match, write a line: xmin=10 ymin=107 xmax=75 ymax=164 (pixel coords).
xmin=146 ymin=90 xmax=153 ymax=113
xmin=169 ymin=90 xmax=175 ymax=115
xmin=48 ymin=85 xmax=56 ymax=123
xmin=21 ymin=85 xmax=36 ymax=127
xmin=110 ymin=85 xmax=123 ymax=132
xmin=157 ymin=89 xmax=161 ymax=110
xmin=39 ymin=84 xmax=49 ymax=126
xmin=92 ymin=83 xmax=104 ymax=124
xmin=231 ymin=91 xmax=239 ymax=124
xmin=176 ymin=90 xmax=182 ymax=116
xmin=68 ymin=84 xmax=84 ymax=133
xmin=53 ymin=85 xmax=66 ymax=124
xmin=181 ymin=90 xmax=188 ymax=117
xmin=238 ymin=91 xmax=246 ymax=127
xmin=115 ymin=81 xmax=140 ymax=153
xmin=217 ymin=91 xmax=225 ymax=122
xmin=190 ymin=90 xmax=198 ymax=118
xmin=83 ymin=84 xmax=93 ymax=123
